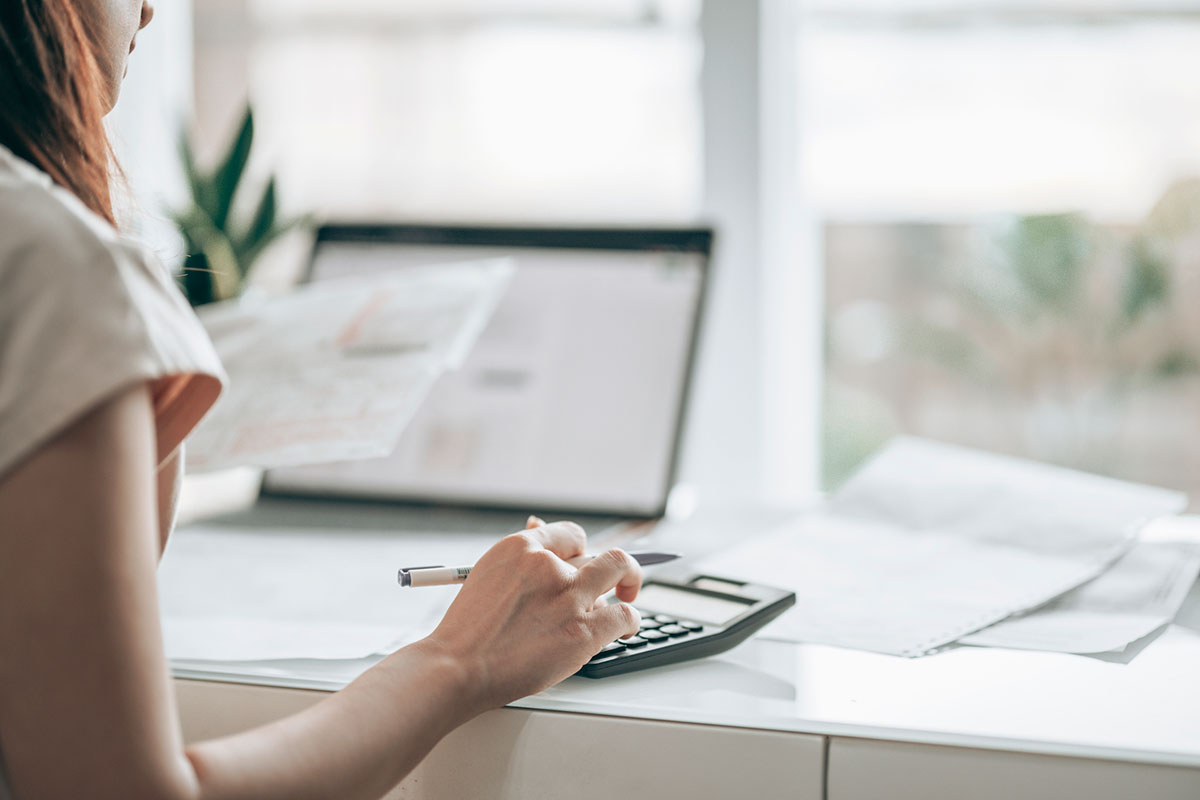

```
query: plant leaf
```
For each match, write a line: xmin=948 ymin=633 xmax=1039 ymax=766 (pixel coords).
xmin=199 ymin=230 xmax=242 ymax=302
xmin=211 ymin=106 xmax=254 ymax=230
xmin=237 ymin=214 xmax=313 ymax=275
xmin=179 ymin=251 xmax=217 ymax=307
xmin=178 ymin=127 xmax=200 ymax=191
xmin=234 ymin=176 xmax=278 ymax=276
xmin=178 ymin=127 xmax=219 ymax=219
xmin=177 ymin=209 xmax=241 ymax=302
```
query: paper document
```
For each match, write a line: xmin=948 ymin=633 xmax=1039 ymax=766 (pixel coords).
xmin=960 ymin=538 xmax=1200 ymax=654
xmin=159 ymin=523 xmax=497 ymax=661
xmin=164 ymin=619 xmax=407 ymax=662
xmin=185 ymin=260 xmax=512 ymax=473
xmin=697 ymin=438 xmax=1186 ymax=657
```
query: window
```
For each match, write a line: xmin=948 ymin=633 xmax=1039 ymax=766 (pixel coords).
xmin=195 ymin=0 xmax=702 ymax=222
xmin=807 ymin=1 xmax=1200 ymax=505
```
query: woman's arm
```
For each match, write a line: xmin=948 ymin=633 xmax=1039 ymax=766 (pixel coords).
xmin=156 ymin=451 xmax=183 ymax=555
xmin=0 ymin=383 xmax=641 ymax=800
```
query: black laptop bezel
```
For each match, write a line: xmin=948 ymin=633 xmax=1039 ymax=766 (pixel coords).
xmin=259 ymin=222 xmax=714 ymax=521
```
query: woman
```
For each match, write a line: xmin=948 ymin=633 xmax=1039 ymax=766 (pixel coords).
xmin=0 ymin=2 xmax=644 ymax=797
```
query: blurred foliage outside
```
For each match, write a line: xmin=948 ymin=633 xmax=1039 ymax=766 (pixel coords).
xmin=824 ymin=179 xmax=1200 ymax=506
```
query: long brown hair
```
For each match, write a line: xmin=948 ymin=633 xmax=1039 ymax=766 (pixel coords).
xmin=0 ymin=0 xmax=117 ymax=225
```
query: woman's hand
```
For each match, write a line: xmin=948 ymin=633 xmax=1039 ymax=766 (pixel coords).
xmin=420 ymin=520 xmax=643 ymax=710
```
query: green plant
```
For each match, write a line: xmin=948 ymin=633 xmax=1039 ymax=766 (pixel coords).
xmin=174 ymin=106 xmax=305 ymax=307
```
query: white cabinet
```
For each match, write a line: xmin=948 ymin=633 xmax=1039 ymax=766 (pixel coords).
xmin=178 ymin=677 xmax=1200 ymax=800
xmin=397 ymin=708 xmax=824 ymax=800
xmin=827 ymin=737 xmax=1200 ymax=800
xmin=175 ymin=679 xmax=826 ymax=800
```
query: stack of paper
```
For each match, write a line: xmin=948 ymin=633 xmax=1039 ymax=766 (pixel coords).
xmin=959 ymin=525 xmax=1200 ymax=654
xmin=697 ymin=438 xmax=1188 ymax=657
xmin=186 ymin=259 xmax=512 ymax=473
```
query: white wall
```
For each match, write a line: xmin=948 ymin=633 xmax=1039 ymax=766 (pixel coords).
xmin=107 ymin=0 xmax=194 ymax=267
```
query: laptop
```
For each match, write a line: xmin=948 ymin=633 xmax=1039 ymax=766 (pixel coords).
xmin=253 ymin=223 xmax=712 ymax=540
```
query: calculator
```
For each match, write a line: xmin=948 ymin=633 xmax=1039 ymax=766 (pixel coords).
xmin=576 ymin=574 xmax=796 ymax=678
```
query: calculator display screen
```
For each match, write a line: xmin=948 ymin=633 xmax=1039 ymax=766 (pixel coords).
xmin=636 ymin=584 xmax=752 ymax=626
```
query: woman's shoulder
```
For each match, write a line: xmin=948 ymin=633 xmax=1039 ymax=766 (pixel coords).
xmin=0 ymin=144 xmax=198 ymax=339
xmin=0 ymin=146 xmax=226 ymax=478
xmin=0 ymin=141 xmax=222 ymax=377
xmin=0 ymin=144 xmax=131 ymax=281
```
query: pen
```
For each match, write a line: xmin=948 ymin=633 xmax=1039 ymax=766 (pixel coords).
xmin=398 ymin=551 xmax=682 ymax=588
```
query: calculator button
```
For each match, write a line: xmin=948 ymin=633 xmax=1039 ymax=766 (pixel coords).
xmin=638 ymin=619 xmax=663 ymax=630
xmin=622 ymin=636 xmax=649 ymax=648
xmin=680 ymin=621 xmax=704 ymax=632
xmin=591 ymin=642 xmax=626 ymax=660
xmin=640 ymin=629 xmax=669 ymax=643
xmin=654 ymin=615 xmax=677 ymax=624
xmin=659 ymin=624 xmax=689 ymax=637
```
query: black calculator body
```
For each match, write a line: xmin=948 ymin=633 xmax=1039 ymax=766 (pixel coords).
xmin=576 ymin=574 xmax=796 ymax=678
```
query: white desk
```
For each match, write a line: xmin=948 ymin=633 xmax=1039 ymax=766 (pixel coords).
xmin=169 ymin=503 xmax=1200 ymax=799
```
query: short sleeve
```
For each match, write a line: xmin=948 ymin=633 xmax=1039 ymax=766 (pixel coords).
xmin=0 ymin=196 xmax=226 ymax=480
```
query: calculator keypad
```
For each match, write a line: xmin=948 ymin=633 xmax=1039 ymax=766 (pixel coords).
xmin=588 ymin=607 xmax=706 ymax=662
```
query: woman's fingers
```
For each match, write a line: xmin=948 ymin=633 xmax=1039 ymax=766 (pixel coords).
xmin=522 ymin=520 xmax=587 ymax=562
xmin=574 ymin=547 xmax=643 ymax=604
xmin=589 ymin=601 xmax=642 ymax=643
xmin=514 ymin=523 xmax=643 ymax=608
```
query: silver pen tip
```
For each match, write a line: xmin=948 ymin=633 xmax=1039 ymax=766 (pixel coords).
xmin=634 ymin=552 xmax=683 ymax=566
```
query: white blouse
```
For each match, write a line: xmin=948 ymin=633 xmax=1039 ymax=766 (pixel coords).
xmin=0 ymin=144 xmax=225 ymax=478
xmin=0 ymin=143 xmax=226 ymax=796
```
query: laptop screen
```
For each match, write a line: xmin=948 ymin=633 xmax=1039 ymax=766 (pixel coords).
xmin=262 ymin=225 xmax=710 ymax=518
